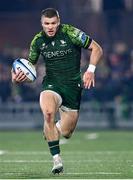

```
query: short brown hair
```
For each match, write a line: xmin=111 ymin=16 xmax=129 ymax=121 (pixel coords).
xmin=41 ymin=8 xmax=59 ymax=18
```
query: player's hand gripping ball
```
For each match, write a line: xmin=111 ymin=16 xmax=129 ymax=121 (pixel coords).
xmin=12 ymin=58 xmax=36 ymax=82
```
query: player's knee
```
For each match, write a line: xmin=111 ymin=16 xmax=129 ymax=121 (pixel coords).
xmin=44 ymin=109 xmax=55 ymax=123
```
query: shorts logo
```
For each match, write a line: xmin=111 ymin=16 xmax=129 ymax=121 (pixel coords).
xmin=48 ymin=84 xmax=53 ymax=88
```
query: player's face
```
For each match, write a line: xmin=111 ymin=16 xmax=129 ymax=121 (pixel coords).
xmin=41 ymin=16 xmax=60 ymax=37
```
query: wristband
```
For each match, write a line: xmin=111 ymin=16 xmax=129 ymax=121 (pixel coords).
xmin=87 ymin=64 xmax=96 ymax=73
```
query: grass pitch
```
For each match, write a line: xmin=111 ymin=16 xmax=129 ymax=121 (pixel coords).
xmin=0 ymin=130 xmax=133 ymax=179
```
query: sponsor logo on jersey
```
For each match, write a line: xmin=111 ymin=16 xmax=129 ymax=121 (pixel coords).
xmin=78 ymin=83 xmax=81 ymax=87
xmin=51 ymin=41 xmax=55 ymax=46
xmin=72 ymin=28 xmax=87 ymax=45
xmin=60 ymin=40 xmax=67 ymax=47
xmin=43 ymin=49 xmax=72 ymax=59
xmin=79 ymin=32 xmax=87 ymax=44
xmin=40 ymin=43 xmax=48 ymax=50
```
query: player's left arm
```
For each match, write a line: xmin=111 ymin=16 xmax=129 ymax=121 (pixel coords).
xmin=83 ymin=40 xmax=103 ymax=89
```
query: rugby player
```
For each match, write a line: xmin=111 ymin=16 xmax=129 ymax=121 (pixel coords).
xmin=12 ymin=8 xmax=103 ymax=174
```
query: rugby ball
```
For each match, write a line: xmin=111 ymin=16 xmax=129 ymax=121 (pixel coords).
xmin=12 ymin=58 xmax=36 ymax=82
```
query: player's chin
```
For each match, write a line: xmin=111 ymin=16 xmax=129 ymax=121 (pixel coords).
xmin=47 ymin=32 xmax=56 ymax=37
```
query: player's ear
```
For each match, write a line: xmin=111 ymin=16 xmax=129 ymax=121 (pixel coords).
xmin=40 ymin=16 xmax=44 ymax=26
xmin=58 ymin=18 xmax=60 ymax=26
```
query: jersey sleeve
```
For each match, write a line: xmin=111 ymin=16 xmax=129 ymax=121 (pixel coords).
xmin=28 ymin=35 xmax=41 ymax=65
xmin=63 ymin=24 xmax=92 ymax=49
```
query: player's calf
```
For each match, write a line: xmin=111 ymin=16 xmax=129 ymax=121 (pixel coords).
xmin=56 ymin=120 xmax=73 ymax=139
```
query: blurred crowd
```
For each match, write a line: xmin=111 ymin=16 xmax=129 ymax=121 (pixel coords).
xmin=82 ymin=41 xmax=133 ymax=104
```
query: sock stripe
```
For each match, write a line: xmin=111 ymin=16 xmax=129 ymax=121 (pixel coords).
xmin=49 ymin=144 xmax=59 ymax=149
xmin=48 ymin=140 xmax=60 ymax=156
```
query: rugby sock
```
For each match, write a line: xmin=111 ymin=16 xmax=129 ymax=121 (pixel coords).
xmin=53 ymin=154 xmax=60 ymax=159
xmin=48 ymin=140 xmax=60 ymax=156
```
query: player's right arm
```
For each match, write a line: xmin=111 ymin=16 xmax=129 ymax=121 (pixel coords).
xmin=28 ymin=33 xmax=41 ymax=65
xmin=11 ymin=69 xmax=27 ymax=83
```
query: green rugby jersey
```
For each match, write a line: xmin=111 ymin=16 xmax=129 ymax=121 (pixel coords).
xmin=28 ymin=24 xmax=92 ymax=83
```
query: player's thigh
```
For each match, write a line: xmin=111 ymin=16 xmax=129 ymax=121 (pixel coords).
xmin=59 ymin=110 xmax=79 ymax=132
xmin=40 ymin=90 xmax=61 ymax=115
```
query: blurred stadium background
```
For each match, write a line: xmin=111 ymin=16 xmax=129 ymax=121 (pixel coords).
xmin=0 ymin=0 xmax=133 ymax=130
xmin=1 ymin=0 xmax=133 ymax=179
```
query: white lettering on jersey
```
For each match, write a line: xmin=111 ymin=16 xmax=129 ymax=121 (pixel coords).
xmin=43 ymin=49 xmax=72 ymax=59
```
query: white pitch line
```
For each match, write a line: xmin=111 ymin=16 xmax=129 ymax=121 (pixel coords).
xmin=2 ymin=172 xmax=121 ymax=175
xmin=2 ymin=151 xmax=49 ymax=155
xmin=86 ymin=133 xmax=99 ymax=140
xmin=1 ymin=150 xmax=133 ymax=155
xmin=0 ymin=150 xmax=6 ymax=155
xmin=0 ymin=160 xmax=51 ymax=163
xmin=66 ymin=172 xmax=121 ymax=175
xmin=0 ymin=159 xmax=132 ymax=163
